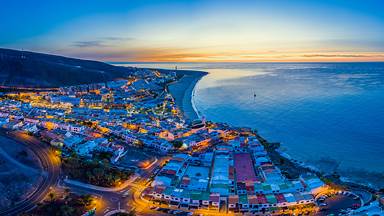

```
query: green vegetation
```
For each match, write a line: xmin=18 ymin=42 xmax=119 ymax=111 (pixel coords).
xmin=62 ymin=153 xmax=133 ymax=187
xmin=111 ymin=211 xmax=136 ymax=216
xmin=320 ymin=176 xmax=335 ymax=185
xmin=26 ymin=193 xmax=94 ymax=216
xmin=93 ymin=151 xmax=113 ymax=161
xmin=171 ymin=140 xmax=183 ymax=149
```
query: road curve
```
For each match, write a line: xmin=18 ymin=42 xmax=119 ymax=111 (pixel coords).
xmin=0 ymin=131 xmax=61 ymax=216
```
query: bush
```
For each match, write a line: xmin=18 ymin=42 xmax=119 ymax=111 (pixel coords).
xmin=171 ymin=140 xmax=183 ymax=149
xmin=29 ymin=194 xmax=94 ymax=216
xmin=62 ymin=154 xmax=133 ymax=187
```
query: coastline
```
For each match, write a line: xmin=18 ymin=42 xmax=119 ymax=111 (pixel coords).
xmin=0 ymin=64 xmax=380 ymax=215
xmin=166 ymin=69 xmax=380 ymax=193
xmin=167 ymin=70 xmax=207 ymax=120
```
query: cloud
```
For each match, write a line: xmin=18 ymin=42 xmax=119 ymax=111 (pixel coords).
xmin=63 ymin=43 xmax=384 ymax=62
xmin=72 ymin=40 xmax=106 ymax=48
xmin=302 ymin=54 xmax=384 ymax=58
xmin=101 ymin=36 xmax=135 ymax=41
xmin=72 ymin=37 xmax=135 ymax=48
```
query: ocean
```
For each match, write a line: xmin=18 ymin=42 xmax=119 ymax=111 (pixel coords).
xmin=117 ymin=62 xmax=384 ymax=189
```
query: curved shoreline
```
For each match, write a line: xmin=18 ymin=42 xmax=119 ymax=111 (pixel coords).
xmin=168 ymin=70 xmax=207 ymax=120
xmin=168 ymin=70 xmax=381 ymax=192
xmin=190 ymin=75 xmax=201 ymax=119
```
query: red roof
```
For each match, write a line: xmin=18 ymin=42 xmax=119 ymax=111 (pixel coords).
xmin=248 ymin=195 xmax=259 ymax=205
xmin=228 ymin=195 xmax=239 ymax=204
xmin=229 ymin=166 xmax=235 ymax=180
xmin=257 ymin=194 xmax=267 ymax=204
xmin=275 ymin=194 xmax=287 ymax=203
xmin=162 ymin=169 xmax=177 ymax=175
xmin=234 ymin=153 xmax=258 ymax=183
xmin=246 ymin=184 xmax=254 ymax=192
xmin=209 ymin=193 xmax=220 ymax=202
xmin=143 ymin=187 xmax=154 ymax=195
xmin=181 ymin=176 xmax=190 ymax=185
xmin=154 ymin=185 xmax=166 ymax=194
xmin=172 ymin=157 xmax=185 ymax=162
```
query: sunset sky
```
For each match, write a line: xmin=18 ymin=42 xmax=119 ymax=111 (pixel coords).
xmin=1 ymin=0 xmax=383 ymax=62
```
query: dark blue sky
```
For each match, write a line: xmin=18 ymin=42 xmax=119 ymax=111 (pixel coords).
xmin=1 ymin=0 xmax=383 ymax=62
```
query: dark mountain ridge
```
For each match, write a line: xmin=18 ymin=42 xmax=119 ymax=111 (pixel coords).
xmin=0 ymin=48 xmax=136 ymax=87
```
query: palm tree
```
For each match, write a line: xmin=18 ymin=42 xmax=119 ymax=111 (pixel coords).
xmin=81 ymin=194 xmax=93 ymax=206
xmin=128 ymin=210 xmax=136 ymax=216
xmin=60 ymin=205 xmax=75 ymax=216
xmin=48 ymin=192 xmax=56 ymax=202
xmin=93 ymin=167 xmax=104 ymax=181
xmin=64 ymin=188 xmax=71 ymax=199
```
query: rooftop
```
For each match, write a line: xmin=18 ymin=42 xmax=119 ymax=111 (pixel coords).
xmin=234 ymin=153 xmax=258 ymax=183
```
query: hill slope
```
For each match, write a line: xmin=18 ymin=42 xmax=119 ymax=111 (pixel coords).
xmin=0 ymin=48 xmax=136 ymax=87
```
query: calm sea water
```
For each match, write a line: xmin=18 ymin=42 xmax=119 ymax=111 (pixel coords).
xmin=118 ymin=62 xmax=384 ymax=189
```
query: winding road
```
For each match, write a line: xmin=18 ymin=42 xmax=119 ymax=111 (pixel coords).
xmin=0 ymin=131 xmax=61 ymax=216
xmin=0 ymin=129 xmax=168 ymax=215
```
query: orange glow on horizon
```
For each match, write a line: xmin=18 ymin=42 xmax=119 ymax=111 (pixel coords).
xmin=71 ymin=47 xmax=384 ymax=63
xmin=129 ymin=51 xmax=384 ymax=63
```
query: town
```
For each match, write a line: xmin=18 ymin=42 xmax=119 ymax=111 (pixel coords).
xmin=0 ymin=68 xmax=383 ymax=216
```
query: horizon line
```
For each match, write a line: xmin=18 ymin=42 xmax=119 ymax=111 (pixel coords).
xmin=2 ymin=47 xmax=384 ymax=64
xmin=108 ymin=60 xmax=384 ymax=64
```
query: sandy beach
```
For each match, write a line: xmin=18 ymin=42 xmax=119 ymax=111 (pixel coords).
xmin=168 ymin=70 xmax=208 ymax=120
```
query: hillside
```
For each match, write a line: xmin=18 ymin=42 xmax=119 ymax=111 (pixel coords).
xmin=0 ymin=48 xmax=136 ymax=87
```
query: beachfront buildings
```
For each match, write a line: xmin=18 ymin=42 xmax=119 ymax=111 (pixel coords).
xmin=146 ymin=135 xmax=325 ymax=213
